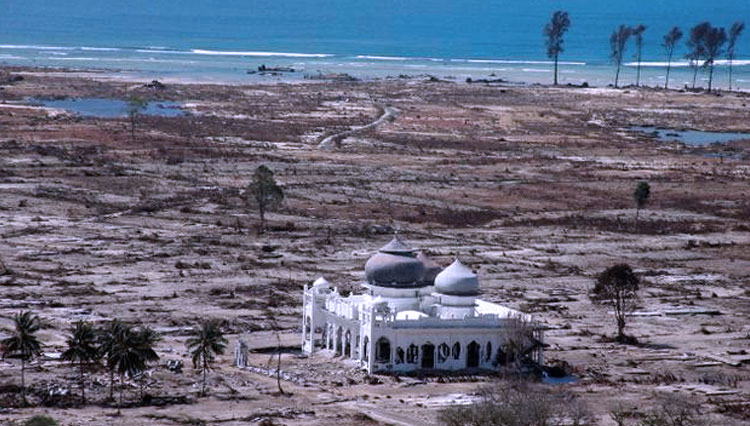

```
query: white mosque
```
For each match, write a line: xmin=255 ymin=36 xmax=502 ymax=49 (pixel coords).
xmin=301 ymin=236 xmax=544 ymax=373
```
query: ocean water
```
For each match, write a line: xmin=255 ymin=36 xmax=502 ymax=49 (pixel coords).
xmin=0 ymin=0 xmax=748 ymax=87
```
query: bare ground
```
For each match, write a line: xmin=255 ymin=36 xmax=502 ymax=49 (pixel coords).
xmin=0 ymin=67 xmax=749 ymax=425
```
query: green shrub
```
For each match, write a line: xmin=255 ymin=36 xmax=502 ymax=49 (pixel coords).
xmin=24 ymin=416 xmax=59 ymax=426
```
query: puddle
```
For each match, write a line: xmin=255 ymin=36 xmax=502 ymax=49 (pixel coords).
xmin=542 ymin=373 xmax=577 ymax=384
xmin=29 ymin=97 xmax=185 ymax=118
xmin=630 ymin=126 xmax=750 ymax=146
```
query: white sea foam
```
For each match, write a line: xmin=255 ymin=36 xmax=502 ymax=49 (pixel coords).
xmin=463 ymin=59 xmax=586 ymax=65
xmin=191 ymin=49 xmax=332 ymax=58
xmin=80 ymin=46 xmax=121 ymax=51
xmin=50 ymin=57 xmax=197 ymax=64
xmin=135 ymin=49 xmax=188 ymax=55
xmin=626 ymin=59 xmax=750 ymax=67
xmin=356 ymin=55 xmax=408 ymax=61
xmin=0 ymin=44 xmax=76 ymax=50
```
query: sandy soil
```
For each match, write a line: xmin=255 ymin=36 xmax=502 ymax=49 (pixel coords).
xmin=0 ymin=67 xmax=748 ymax=425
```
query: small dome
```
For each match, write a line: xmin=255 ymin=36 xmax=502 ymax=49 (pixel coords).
xmin=416 ymin=252 xmax=442 ymax=285
xmin=312 ymin=277 xmax=330 ymax=287
xmin=364 ymin=236 xmax=425 ymax=287
xmin=434 ymin=259 xmax=479 ymax=296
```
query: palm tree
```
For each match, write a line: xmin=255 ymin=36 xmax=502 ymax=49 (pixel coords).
xmin=727 ymin=21 xmax=745 ymax=91
xmin=98 ymin=319 xmax=126 ymax=401
xmin=702 ymin=25 xmax=728 ymax=92
xmin=610 ymin=25 xmax=632 ymax=88
xmin=106 ymin=323 xmax=159 ymax=412
xmin=543 ymin=11 xmax=571 ymax=86
xmin=662 ymin=27 xmax=683 ymax=89
xmin=1 ymin=311 xmax=43 ymax=406
xmin=631 ymin=24 xmax=647 ymax=86
xmin=133 ymin=326 xmax=160 ymax=400
xmin=686 ymin=22 xmax=710 ymax=89
xmin=186 ymin=320 xmax=227 ymax=397
xmin=61 ymin=321 xmax=100 ymax=404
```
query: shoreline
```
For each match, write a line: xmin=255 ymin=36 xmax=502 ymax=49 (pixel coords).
xmin=3 ymin=64 xmax=750 ymax=94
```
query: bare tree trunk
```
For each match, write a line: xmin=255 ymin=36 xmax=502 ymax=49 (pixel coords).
xmin=729 ymin=55 xmax=734 ymax=91
xmin=692 ymin=65 xmax=699 ymax=89
xmin=636 ymin=51 xmax=642 ymax=86
xmin=80 ymin=361 xmax=86 ymax=404
xmin=21 ymin=358 xmax=26 ymax=406
xmin=708 ymin=64 xmax=715 ymax=92
xmin=614 ymin=64 xmax=621 ymax=88
xmin=258 ymin=204 xmax=265 ymax=235
xmin=553 ymin=54 xmax=559 ymax=85
xmin=634 ymin=207 xmax=640 ymax=232
xmin=118 ymin=373 xmax=124 ymax=414
xmin=201 ymin=357 xmax=207 ymax=396
xmin=276 ymin=332 xmax=284 ymax=395
xmin=109 ymin=369 xmax=115 ymax=400
xmin=665 ymin=54 xmax=672 ymax=89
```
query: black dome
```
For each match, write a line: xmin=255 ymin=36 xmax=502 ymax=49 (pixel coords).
xmin=364 ymin=237 xmax=426 ymax=288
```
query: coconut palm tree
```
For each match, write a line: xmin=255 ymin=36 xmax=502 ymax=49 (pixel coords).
xmin=186 ymin=320 xmax=227 ymax=396
xmin=662 ymin=27 xmax=683 ymax=89
xmin=1 ymin=311 xmax=43 ymax=406
xmin=610 ymin=25 xmax=632 ymax=88
xmin=631 ymin=24 xmax=647 ymax=86
xmin=543 ymin=10 xmax=571 ymax=86
xmin=104 ymin=323 xmax=159 ymax=411
xmin=98 ymin=319 xmax=126 ymax=401
xmin=727 ymin=22 xmax=745 ymax=91
xmin=133 ymin=326 xmax=160 ymax=400
xmin=61 ymin=321 xmax=100 ymax=404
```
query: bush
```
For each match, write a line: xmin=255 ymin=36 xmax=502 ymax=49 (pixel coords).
xmin=439 ymin=380 xmax=591 ymax=426
xmin=24 ymin=416 xmax=59 ymax=426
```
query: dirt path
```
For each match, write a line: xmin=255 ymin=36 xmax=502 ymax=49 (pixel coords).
xmin=318 ymin=105 xmax=398 ymax=149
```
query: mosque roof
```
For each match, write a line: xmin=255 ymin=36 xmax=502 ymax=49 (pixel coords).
xmin=434 ymin=259 xmax=479 ymax=296
xmin=364 ymin=236 xmax=426 ymax=288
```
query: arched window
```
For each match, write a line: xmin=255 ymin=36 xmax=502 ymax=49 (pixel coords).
xmin=305 ymin=316 xmax=311 ymax=336
xmin=395 ymin=347 xmax=405 ymax=364
xmin=486 ymin=342 xmax=492 ymax=362
xmin=452 ymin=342 xmax=461 ymax=360
xmin=375 ymin=337 xmax=391 ymax=363
xmin=363 ymin=336 xmax=369 ymax=361
xmin=467 ymin=341 xmax=480 ymax=368
xmin=406 ymin=344 xmax=419 ymax=364
xmin=437 ymin=343 xmax=450 ymax=363
xmin=345 ymin=330 xmax=352 ymax=357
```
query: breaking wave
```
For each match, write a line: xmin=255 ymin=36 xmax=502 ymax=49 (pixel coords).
xmin=190 ymin=49 xmax=332 ymax=58
xmin=626 ymin=59 xmax=750 ymax=67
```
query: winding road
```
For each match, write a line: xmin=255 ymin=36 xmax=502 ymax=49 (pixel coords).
xmin=318 ymin=105 xmax=398 ymax=149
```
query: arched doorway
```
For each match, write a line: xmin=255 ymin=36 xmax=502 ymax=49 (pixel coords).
xmin=335 ymin=327 xmax=343 ymax=355
xmin=467 ymin=341 xmax=480 ymax=368
xmin=363 ymin=336 xmax=369 ymax=361
xmin=375 ymin=337 xmax=391 ymax=363
xmin=421 ymin=343 xmax=435 ymax=369
xmin=344 ymin=330 xmax=352 ymax=357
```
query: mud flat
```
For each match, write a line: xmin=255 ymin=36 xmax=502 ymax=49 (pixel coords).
xmin=0 ymin=67 xmax=748 ymax=425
